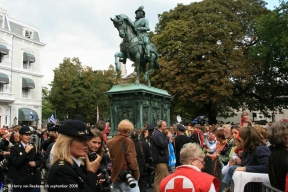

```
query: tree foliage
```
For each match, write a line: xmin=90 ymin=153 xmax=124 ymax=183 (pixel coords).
xmin=42 ymin=88 xmax=54 ymax=120
xmin=151 ymin=0 xmax=269 ymax=123
xmin=49 ymin=57 xmax=120 ymax=123
xmin=247 ymin=0 xmax=288 ymax=118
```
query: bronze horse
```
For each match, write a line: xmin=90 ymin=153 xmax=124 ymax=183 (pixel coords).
xmin=111 ymin=14 xmax=159 ymax=86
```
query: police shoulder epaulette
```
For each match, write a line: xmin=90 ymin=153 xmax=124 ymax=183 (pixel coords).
xmin=58 ymin=160 xmax=65 ymax=166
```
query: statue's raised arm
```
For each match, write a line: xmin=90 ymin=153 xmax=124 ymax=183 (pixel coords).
xmin=111 ymin=6 xmax=160 ymax=87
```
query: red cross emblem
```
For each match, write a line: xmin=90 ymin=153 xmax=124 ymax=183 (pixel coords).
xmin=164 ymin=176 xmax=194 ymax=192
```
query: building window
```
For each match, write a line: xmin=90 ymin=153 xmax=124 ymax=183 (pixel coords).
xmin=22 ymin=28 xmax=34 ymax=39
xmin=23 ymin=52 xmax=35 ymax=70
xmin=25 ymin=30 xmax=33 ymax=39
xmin=22 ymin=88 xmax=29 ymax=98
xmin=23 ymin=62 xmax=30 ymax=69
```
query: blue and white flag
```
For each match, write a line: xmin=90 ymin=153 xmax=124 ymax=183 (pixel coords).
xmin=50 ymin=114 xmax=55 ymax=123
xmin=30 ymin=111 xmax=34 ymax=120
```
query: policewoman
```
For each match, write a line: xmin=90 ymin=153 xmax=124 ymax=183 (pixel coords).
xmin=47 ymin=120 xmax=102 ymax=192
xmin=10 ymin=125 xmax=42 ymax=192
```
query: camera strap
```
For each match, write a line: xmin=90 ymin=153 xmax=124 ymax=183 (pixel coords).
xmin=139 ymin=141 xmax=146 ymax=163
xmin=121 ymin=137 xmax=128 ymax=170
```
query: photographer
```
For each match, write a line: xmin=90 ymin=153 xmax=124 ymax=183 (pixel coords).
xmin=42 ymin=125 xmax=58 ymax=168
xmin=47 ymin=120 xmax=102 ymax=192
xmin=131 ymin=130 xmax=153 ymax=192
xmin=88 ymin=129 xmax=111 ymax=192
xmin=106 ymin=119 xmax=140 ymax=192
xmin=10 ymin=125 xmax=42 ymax=192
xmin=41 ymin=124 xmax=57 ymax=152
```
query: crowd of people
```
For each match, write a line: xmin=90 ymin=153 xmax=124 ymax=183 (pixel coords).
xmin=0 ymin=113 xmax=287 ymax=192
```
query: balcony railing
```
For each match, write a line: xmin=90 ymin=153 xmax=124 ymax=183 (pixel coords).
xmin=0 ymin=92 xmax=15 ymax=102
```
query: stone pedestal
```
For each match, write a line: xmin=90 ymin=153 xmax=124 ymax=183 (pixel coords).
xmin=106 ymin=83 xmax=173 ymax=135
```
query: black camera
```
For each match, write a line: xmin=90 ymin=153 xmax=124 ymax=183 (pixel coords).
xmin=30 ymin=135 xmax=37 ymax=145
xmin=96 ymin=168 xmax=112 ymax=187
xmin=88 ymin=152 xmax=97 ymax=162
xmin=118 ymin=170 xmax=136 ymax=188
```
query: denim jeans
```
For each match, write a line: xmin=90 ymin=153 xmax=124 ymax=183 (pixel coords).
xmin=222 ymin=165 xmax=240 ymax=186
xmin=112 ymin=180 xmax=140 ymax=192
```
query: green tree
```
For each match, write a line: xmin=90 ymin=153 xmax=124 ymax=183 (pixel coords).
xmin=42 ymin=88 xmax=54 ymax=120
xmin=49 ymin=58 xmax=119 ymax=123
xmin=151 ymin=0 xmax=269 ymax=123
xmin=247 ymin=0 xmax=288 ymax=120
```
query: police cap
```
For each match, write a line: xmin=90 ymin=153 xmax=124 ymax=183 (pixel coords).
xmin=19 ymin=125 xmax=32 ymax=134
xmin=58 ymin=120 xmax=93 ymax=138
xmin=146 ymin=124 xmax=155 ymax=131
xmin=177 ymin=124 xmax=186 ymax=132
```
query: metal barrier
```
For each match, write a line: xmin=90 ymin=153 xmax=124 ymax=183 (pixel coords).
xmin=204 ymin=157 xmax=226 ymax=192
xmin=204 ymin=156 xmax=215 ymax=175
xmin=262 ymin=182 xmax=283 ymax=192
xmin=217 ymin=160 xmax=225 ymax=192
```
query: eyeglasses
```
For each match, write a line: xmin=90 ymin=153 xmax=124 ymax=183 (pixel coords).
xmin=195 ymin=158 xmax=205 ymax=165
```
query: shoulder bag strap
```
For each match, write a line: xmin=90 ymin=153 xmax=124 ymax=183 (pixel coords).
xmin=139 ymin=141 xmax=146 ymax=163
xmin=121 ymin=137 xmax=128 ymax=169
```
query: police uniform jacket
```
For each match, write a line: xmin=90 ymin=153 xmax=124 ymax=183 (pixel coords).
xmin=10 ymin=142 xmax=41 ymax=185
xmin=174 ymin=135 xmax=192 ymax=166
xmin=48 ymin=159 xmax=97 ymax=192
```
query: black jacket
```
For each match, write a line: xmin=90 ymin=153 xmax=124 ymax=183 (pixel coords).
xmin=133 ymin=140 xmax=152 ymax=176
xmin=151 ymin=129 xmax=169 ymax=164
xmin=268 ymin=146 xmax=288 ymax=191
xmin=48 ymin=159 xmax=97 ymax=192
xmin=174 ymin=135 xmax=192 ymax=166
xmin=10 ymin=142 xmax=41 ymax=186
xmin=41 ymin=137 xmax=54 ymax=151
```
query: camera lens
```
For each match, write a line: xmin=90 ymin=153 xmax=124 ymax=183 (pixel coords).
xmin=126 ymin=173 xmax=136 ymax=188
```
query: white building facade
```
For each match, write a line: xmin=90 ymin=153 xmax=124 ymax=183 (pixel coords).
xmin=0 ymin=7 xmax=44 ymax=129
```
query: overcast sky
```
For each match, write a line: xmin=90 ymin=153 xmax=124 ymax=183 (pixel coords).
xmin=0 ymin=0 xmax=279 ymax=88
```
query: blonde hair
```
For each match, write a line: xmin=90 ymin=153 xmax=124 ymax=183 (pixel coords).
xmin=118 ymin=119 xmax=134 ymax=133
xmin=180 ymin=143 xmax=205 ymax=164
xmin=51 ymin=134 xmax=75 ymax=165
xmin=241 ymin=111 xmax=248 ymax=117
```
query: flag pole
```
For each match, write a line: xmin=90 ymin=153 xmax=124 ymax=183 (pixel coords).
xmin=96 ymin=106 xmax=99 ymax=122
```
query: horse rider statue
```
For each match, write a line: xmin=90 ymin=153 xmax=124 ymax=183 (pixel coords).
xmin=134 ymin=6 xmax=153 ymax=60
xmin=111 ymin=7 xmax=160 ymax=86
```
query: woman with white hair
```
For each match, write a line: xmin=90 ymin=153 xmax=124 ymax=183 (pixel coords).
xmin=160 ymin=143 xmax=220 ymax=192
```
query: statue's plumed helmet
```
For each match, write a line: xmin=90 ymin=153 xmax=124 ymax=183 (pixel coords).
xmin=135 ymin=6 xmax=145 ymax=16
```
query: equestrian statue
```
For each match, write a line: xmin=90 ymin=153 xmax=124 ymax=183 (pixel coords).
xmin=111 ymin=6 xmax=160 ymax=86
